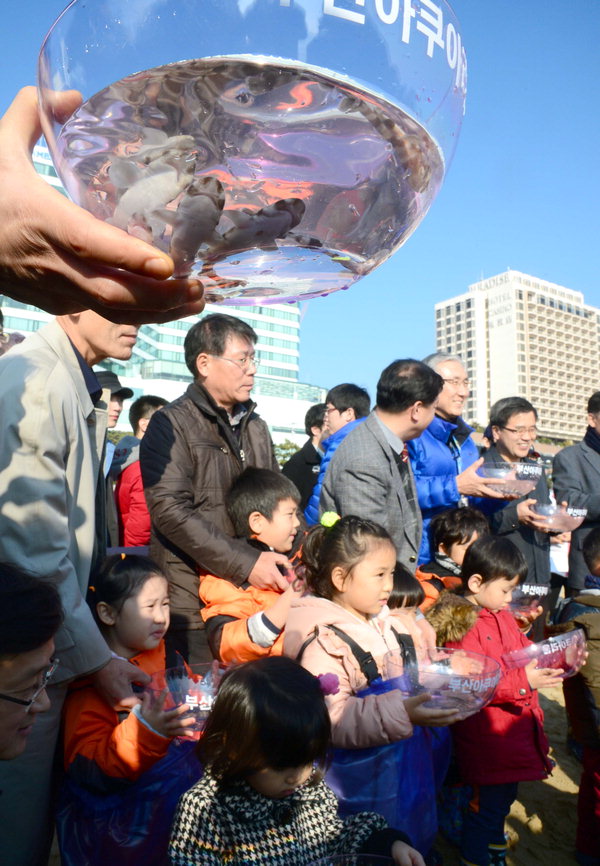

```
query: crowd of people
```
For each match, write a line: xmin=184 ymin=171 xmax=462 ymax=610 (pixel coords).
xmin=0 ymin=89 xmax=599 ymax=866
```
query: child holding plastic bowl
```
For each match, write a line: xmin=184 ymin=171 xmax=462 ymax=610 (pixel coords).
xmin=58 ymin=554 xmax=200 ymax=866
xmin=431 ymin=535 xmax=563 ymax=866
xmin=283 ymin=515 xmax=460 ymax=856
xmin=169 ymin=656 xmax=425 ymax=866
xmin=284 ymin=515 xmax=460 ymax=746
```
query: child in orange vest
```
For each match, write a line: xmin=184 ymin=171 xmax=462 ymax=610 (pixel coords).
xmin=200 ymin=468 xmax=305 ymax=662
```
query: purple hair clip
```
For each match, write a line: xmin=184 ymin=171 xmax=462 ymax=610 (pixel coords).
xmin=317 ymin=673 xmax=340 ymax=696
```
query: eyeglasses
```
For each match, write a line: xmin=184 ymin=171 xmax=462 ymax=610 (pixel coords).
xmin=209 ymin=354 xmax=259 ymax=371
xmin=501 ymin=426 xmax=538 ymax=437
xmin=323 ymin=405 xmax=340 ymax=415
xmin=0 ymin=658 xmax=59 ymax=711
xmin=442 ymin=378 xmax=470 ymax=388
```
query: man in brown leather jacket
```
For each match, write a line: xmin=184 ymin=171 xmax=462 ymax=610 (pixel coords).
xmin=140 ymin=314 xmax=290 ymax=663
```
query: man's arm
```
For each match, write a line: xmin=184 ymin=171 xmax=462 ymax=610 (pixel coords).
xmin=0 ymin=88 xmax=205 ymax=325
xmin=553 ymin=448 xmax=600 ymax=519
xmin=0 ymin=362 xmax=110 ymax=680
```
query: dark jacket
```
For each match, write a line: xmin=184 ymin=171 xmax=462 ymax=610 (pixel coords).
xmin=140 ymin=382 xmax=278 ymax=631
xmin=476 ymin=445 xmax=551 ymax=585
xmin=282 ymin=438 xmax=321 ymax=511
xmin=553 ymin=440 xmax=600 ymax=591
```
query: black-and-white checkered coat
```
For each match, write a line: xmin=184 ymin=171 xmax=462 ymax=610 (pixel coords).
xmin=168 ymin=770 xmax=390 ymax=864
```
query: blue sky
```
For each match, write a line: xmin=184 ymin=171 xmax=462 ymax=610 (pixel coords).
xmin=2 ymin=0 xmax=599 ymax=398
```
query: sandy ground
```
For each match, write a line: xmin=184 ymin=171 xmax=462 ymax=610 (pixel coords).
xmin=49 ymin=685 xmax=581 ymax=865
xmin=436 ymin=684 xmax=581 ymax=866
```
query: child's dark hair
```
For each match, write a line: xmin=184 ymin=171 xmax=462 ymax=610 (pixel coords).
xmin=198 ymin=657 xmax=330 ymax=783
xmin=89 ymin=553 xmax=165 ymax=619
xmin=301 ymin=515 xmax=394 ymax=600
xmin=583 ymin=527 xmax=600 ymax=572
xmin=431 ymin=507 xmax=489 ymax=553
xmin=226 ymin=468 xmax=300 ymax=538
xmin=460 ymin=535 xmax=528 ymax=587
xmin=388 ymin=562 xmax=425 ymax=610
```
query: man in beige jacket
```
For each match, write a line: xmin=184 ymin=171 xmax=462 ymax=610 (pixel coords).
xmin=0 ymin=311 xmax=144 ymax=866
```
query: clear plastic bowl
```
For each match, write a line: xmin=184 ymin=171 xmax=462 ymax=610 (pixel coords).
xmin=476 ymin=462 xmax=543 ymax=497
xmin=383 ymin=647 xmax=501 ymax=720
xmin=508 ymin=583 xmax=550 ymax=620
xmin=530 ymin=503 xmax=587 ymax=532
xmin=146 ymin=662 xmax=223 ymax=737
xmin=502 ymin=628 xmax=587 ymax=679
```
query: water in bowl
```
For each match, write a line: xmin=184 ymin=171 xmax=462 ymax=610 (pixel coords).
xmin=54 ymin=56 xmax=444 ymax=304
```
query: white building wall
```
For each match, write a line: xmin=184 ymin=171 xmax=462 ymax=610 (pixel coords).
xmin=436 ymin=270 xmax=600 ymax=441
xmin=487 ymin=283 xmax=519 ymax=406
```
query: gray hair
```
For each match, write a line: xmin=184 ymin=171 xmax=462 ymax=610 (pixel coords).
xmin=422 ymin=352 xmax=465 ymax=372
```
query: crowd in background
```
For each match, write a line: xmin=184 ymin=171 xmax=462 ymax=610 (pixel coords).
xmin=0 ymin=304 xmax=599 ymax=866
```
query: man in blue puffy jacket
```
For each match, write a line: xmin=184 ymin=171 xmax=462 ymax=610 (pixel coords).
xmin=408 ymin=352 xmax=503 ymax=563
xmin=304 ymin=383 xmax=370 ymax=525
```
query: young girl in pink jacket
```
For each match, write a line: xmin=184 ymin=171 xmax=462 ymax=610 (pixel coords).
xmin=283 ymin=516 xmax=460 ymax=855
xmin=284 ymin=515 xmax=459 ymax=746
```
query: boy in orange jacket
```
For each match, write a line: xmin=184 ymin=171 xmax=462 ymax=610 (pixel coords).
xmin=200 ymin=468 xmax=304 ymax=663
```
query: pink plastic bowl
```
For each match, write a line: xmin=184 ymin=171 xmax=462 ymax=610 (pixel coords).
xmin=502 ymin=628 xmax=587 ymax=679
xmin=530 ymin=503 xmax=587 ymax=532
xmin=508 ymin=584 xmax=550 ymax=620
xmin=146 ymin=662 xmax=223 ymax=737
xmin=383 ymin=647 xmax=501 ymax=720
xmin=476 ymin=462 xmax=543 ymax=497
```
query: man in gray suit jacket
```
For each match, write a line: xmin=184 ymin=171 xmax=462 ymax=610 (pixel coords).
xmin=0 ymin=312 xmax=144 ymax=866
xmin=553 ymin=391 xmax=600 ymax=594
xmin=320 ymin=359 xmax=443 ymax=571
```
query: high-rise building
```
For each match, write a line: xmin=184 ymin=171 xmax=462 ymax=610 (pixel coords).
xmin=0 ymin=145 xmax=326 ymax=443
xmin=435 ymin=270 xmax=600 ymax=441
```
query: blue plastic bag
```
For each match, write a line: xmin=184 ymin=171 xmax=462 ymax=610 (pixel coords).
xmin=325 ymin=676 xmax=450 ymax=856
xmin=56 ymin=738 xmax=202 ymax=866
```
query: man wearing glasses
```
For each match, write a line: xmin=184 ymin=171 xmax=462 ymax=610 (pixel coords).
xmin=477 ymin=396 xmax=552 ymax=594
xmin=141 ymin=313 xmax=286 ymax=664
xmin=304 ymin=383 xmax=370 ymax=525
xmin=407 ymin=352 xmax=503 ymax=563
xmin=0 ymin=569 xmax=62 ymax=762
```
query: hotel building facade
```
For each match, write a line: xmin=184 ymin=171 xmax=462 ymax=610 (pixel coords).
xmin=435 ymin=270 xmax=600 ymax=442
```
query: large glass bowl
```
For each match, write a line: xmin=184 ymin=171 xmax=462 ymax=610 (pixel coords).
xmin=383 ymin=646 xmax=501 ymax=720
xmin=38 ymin=0 xmax=466 ymax=305
xmin=476 ymin=461 xmax=543 ymax=497
xmin=503 ymin=628 xmax=587 ymax=679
